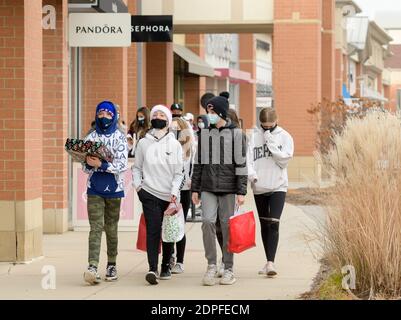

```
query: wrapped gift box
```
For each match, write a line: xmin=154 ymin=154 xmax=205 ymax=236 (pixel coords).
xmin=64 ymin=138 xmax=114 ymax=163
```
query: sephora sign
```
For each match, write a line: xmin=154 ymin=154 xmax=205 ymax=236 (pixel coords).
xmin=68 ymin=13 xmax=173 ymax=47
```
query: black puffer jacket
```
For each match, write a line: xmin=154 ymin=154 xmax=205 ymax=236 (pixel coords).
xmin=191 ymin=120 xmax=248 ymax=195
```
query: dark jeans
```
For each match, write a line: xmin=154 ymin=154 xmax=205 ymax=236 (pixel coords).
xmin=138 ymin=189 xmax=174 ymax=272
xmin=175 ymin=190 xmax=191 ymax=264
xmin=254 ymin=192 xmax=286 ymax=262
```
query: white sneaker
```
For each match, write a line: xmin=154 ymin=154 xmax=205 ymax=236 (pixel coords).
xmin=84 ymin=266 xmax=101 ymax=285
xmin=171 ymin=263 xmax=184 ymax=274
xmin=217 ymin=262 xmax=225 ymax=278
xmin=202 ymin=265 xmax=217 ymax=286
xmin=258 ymin=263 xmax=268 ymax=275
xmin=266 ymin=261 xmax=277 ymax=277
xmin=220 ymin=269 xmax=236 ymax=285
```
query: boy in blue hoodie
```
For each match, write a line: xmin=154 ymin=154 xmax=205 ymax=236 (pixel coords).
xmin=82 ymin=101 xmax=128 ymax=285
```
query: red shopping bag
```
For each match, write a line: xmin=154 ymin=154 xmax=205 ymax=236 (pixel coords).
xmin=228 ymin=211 xmax=256 ymax=253
xmin=136 ymin=213 xmax=161 ymax=253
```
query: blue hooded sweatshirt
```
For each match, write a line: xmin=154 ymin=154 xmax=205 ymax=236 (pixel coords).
xmin=82 ymin=101 xmax=128 ymax=198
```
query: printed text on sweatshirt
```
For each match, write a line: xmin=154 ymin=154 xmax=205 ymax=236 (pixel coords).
xmin=247 ymin=126 xmax=294 ymax=194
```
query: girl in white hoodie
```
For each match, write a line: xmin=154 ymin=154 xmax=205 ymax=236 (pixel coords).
xmin=247 ymin=107 xmax=294 ymax=277
xmin=132 ymin=105 xmax=184 ymax=285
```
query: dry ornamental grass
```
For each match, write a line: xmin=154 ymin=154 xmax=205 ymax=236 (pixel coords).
xmin=320 ymin=109 xmax=401 ymax=299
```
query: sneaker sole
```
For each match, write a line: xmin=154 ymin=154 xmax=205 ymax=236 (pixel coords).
xmin=84 ymin=271 xmax=101 ymax=285
xmin=105 ymin=276 xmax=118 ymax=282
xmin=159 ymin=275 xmax=172 ymax=280
xmin=203 ymin=281 xmax=216 ymax=286
xmin=267 ymin=271 xmax=277 ymax=277
xmin=171 ymin=270 xmax=183 ymax=274
xmin=220 ymin=278 xmax=237 ymax=285
xmin=146 ymin=273 xmax=159 ymax=285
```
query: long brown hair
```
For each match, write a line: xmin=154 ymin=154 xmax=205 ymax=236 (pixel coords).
xmin=129 ymin=107 xmax=150 ymax=140
xmin=227 ymin=108 xmax=241 ymax=128
xmin=171 ymin=117 xmax=193 ymax=160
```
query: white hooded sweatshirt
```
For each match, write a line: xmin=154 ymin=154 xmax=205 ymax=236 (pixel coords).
xmin=132 ymin=130 xmax=184 ymax=202
xmin=247 ymin=126 xmax=294 ymax=194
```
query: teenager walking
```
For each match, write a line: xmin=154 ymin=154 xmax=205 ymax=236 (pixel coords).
xmin=191 ymin=96 xmax=248 ymax=286
xmin=169 ymin=117 xmax=195 ymax=274
xmin=247 ymin=107 xmax=294 ymax=277
xmin=82 ymin=101 xmax=128 ymax=285
xmin=132 ymin=105 xmax=184 ymax=285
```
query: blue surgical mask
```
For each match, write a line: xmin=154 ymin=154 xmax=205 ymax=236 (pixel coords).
xmin=98 ymin=117 xmax=113 ymax=129
xmin=208 ymin=114 xmax=220 ymax=125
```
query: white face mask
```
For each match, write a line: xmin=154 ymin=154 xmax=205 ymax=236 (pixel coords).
xmin=198 ymin=122 xmax=205 ymax=129
xmin=208 ymin=114 xmax=220 ymax=125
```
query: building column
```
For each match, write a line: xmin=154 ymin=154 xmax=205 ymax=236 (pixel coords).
xmin=239 ymin=34 xmax=257 ymax=129
xmin=335 ymin=49 xmax=343 ymax=99
xmin=321 ymin=0 xmax=335 ymax=101
xmin=0 ymin=0 xmax=43 ymax=262
xmin=273 ymin=0 xmax=322 ymax=181
xmin=184 ymin=34 xmax=207 ymax=116
xmin=355 ymin=62 xmax=362 ymax=96
xmin=145 ymin=43 xmax=174 ymax=108
xmin=42 ymin=0 xmax=69 ymax=234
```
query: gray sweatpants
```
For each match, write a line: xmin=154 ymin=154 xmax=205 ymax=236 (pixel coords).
xmin=201 ymin=192 xmax=236 ymax=270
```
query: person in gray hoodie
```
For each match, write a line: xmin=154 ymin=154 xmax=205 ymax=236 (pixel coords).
xmin=132 ymin=104 xmax=184 ymax=285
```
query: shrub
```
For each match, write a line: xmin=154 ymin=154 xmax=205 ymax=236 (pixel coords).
xmin=320 ymin=109 xmax=401 ymax=299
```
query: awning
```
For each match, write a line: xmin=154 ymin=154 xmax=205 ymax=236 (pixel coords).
xmin=214 ymin=68 xmax=255 ymax=84
xmin=173 ymin=44 xmax=215 ymax=77
xmin=68 ymin=0 xmax=128 ymax=13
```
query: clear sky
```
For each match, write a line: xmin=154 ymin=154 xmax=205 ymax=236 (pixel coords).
xmin=354 ymin=0 xmax=401 ymax=18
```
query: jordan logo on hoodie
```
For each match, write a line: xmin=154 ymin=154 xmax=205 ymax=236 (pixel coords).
xmin=104 ymin=185 xmax=111 ymax=192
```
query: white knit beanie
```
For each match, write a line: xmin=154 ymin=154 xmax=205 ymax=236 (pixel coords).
xmin=150 ymin=104 xmax=172 ymax=127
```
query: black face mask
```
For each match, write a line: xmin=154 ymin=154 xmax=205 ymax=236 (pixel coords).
xmin=172 ymin=114 xmax=182 ymax=118
xmin=137 ymin=119 xmax=145 ymax=126
xmin=262 ymin=124 xmax=277 ymax=133
xmin=151 ymin=118 xmax=167 ymax=129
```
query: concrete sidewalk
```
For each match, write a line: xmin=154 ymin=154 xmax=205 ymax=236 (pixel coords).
xmin=0 ymin=197 xmax=321 ymax=300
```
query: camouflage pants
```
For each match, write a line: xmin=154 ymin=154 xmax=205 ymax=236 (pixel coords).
xmin=87 ymin=195 xmax=121 ymax=267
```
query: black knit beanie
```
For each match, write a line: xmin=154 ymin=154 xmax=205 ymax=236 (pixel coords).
xmin=207 ymin=96 xmax=229 ymax=120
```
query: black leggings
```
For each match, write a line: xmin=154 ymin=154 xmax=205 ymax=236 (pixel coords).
xmin=137 ymin=189 xmax=174 ymax=272
xmin=175 ymin=190 xmax=191 ymax=264
xmin=254 ymin=192 xmax=286 ymax=262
